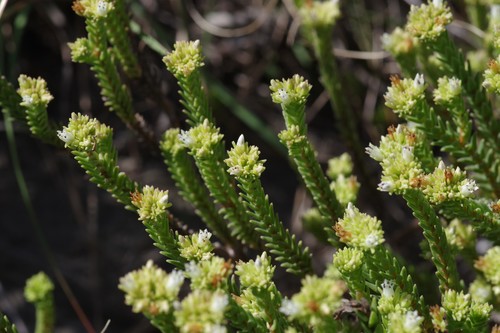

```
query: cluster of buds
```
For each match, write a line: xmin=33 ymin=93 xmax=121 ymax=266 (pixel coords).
xmin=475 ymin=246 xmax=500 ymax=296
xmin=179 ymin=119 xmax=224 ymax=158
xmin=24 ymin=272 xmax=54 ymax=304
xmin=224 ymin=135 xmax=266 ymax=179
xmin=483 ymin=57 xmax=500 ymax=94
xmin=17 ymin=75 xmax=53 ymax=109
xmin=327 ymin=153 xmax=360 ymax=206
xmin=174 ymin=290 xmax=229 ymax=333
xmin=441 ymin=290 xmax=492 ymax=325
xmin=57 ymin=113 xmax=112 ymax=151
xmin=118 ymin=260 xmax=184 ymax=316
xmin=235 ymin=252 xmax=274 ymax=289
xmin=163 ymin=40 xmax=204 ymax=78
xmin=72 ymin=0 xmax=113 ymax=19
xmin=381 ymin=27 xmax=418 ymax=59
xmin=334 ymin=203 xmax=385 ymax=250
xmin=279 ymin=274 xmax=346 ymax=327
xmin=298 ymin=0 xmax=341 ymax=29
xmin=131 ymin=186 xmax=170 ymax=222
xmin=184 ymin=257 xmax=233 ymax=291
xmin=444 ymin=219 xmax=476 ymax=253
xmin=433 ymin=76 xmax=462 ymax=106
xmin=384 ymin=74 xmax=426 ymax=118
xmin=178 ymin=229 xmax=214 ymax=262
xmin=406 ymin=0 xmax=452 ymax=42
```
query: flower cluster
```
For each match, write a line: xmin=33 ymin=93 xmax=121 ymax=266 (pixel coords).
xmin=235 ymin=252 xmax=274 ymax=289
xmin=280 ymin=273 xmax=346 ymax=327
xmin=24 ymin=272 xmax=54 ymax=304
xmin=381 ymin=27 xmax=418 ymax=58
xmin=406 ymin=1 xmax=452 ymax=42
xmin=224 ymin=135 xmax=266 ymax=179
xmin=68 ymin=38 xmax=94 ymax=64
xmin=163 ymin=40 xmax=204 ymax=77
xmin=269 ymin=75 xmax=312 ymax=108
xmin=174 ymin=290 xmax=228 ymax=333
xmin=131 ymin=186 xmax=170 ymax=222
xmin=118 ymin=260 xmax=184 ymax=316
xmin=178 ymin=229 xmax=214 ymax=262
xmin=161 ymin=128 xmax=185 ymax=155
xmin=334 ymin=203 xmax=385 ymax=250
xmin=384 ymin=74 xmax=426 ymax=117
xmin=72 ymin=0 xmax=113 ymax=19
xmin=333 ymin=247 xmax=364 ymax=274
xmin=483 ymin=57 xmax=500 ymax=94
xmin=475 ymin=246 xmax=500 ymax=296
xmin=185 ymin=257 xmax=233 ymax=291
xmin=179 ymin=119 xmax=224 ymax=158
xmin=17 ymin=75 xmax=53 ymax=109
xmin=441 ymin=290 xmax=492 ymax=325
xmin=327 ymin=153 xmax=359 ymax=206
xmin=433 ymin=76 xmax=462 ymax=106
xmin=298 ymin=0 xmax=341 ymax=29
xmin=57 ymin=112 xmax=112 ymax=151
xmin=444 ymin=219 xmax=476 ymax=252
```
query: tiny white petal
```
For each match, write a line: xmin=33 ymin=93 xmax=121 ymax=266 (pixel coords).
xmin=414 ymin=73 xmax=425 ymax=89
xmin=378 ymin=181 xmax=394 ymax=192
xmin=365 ymin=233 xmax=380 ymax=248
xmin=366 ymin=143 xmax=383 ymax=161
xmin=346 ymin=202 xmax=356 ymax=218
xmin=210 ymin=294 xmax=228 ymax=313
xmin=433 ymin=0 xmax=443 ymax=7
xmin=96 ymin=0 xmax=109 ymax=16
xmin=438 ymin=160 xmax=446 ymax=170
xmin=404 ymin=310 xmax=422 ymax=330
xmin=402 ymin=146 xmax=414 ymax=162
xmin=166 ymin=270 xmax=184 ymax=291
xmin=237 ymin=134 xmax=245 ymax=146
xmin=198 ymin=229 xmax=212 ymax=243
xmin=280 ymin=299 xmax=300 ymax=316
xmin=22 ymin=95 xmax=34 ymax=106
xmin=278 ymin=89 xmax=289 ymax=103
xmin=159 ymin=194 xmax=169 ymax=204
xmin=460 ymin=180 xmax=478 ymax=196
xmin=381 ymin=279 xmax=395 ymax=298
xmin=57 ymin=129 xmax=74 ymax=144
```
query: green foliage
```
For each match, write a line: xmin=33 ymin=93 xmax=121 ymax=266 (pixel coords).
xmin=5 ymin=0 xmax=500 ymax=332
xmin=0 ymin=312 xmax=18 ymax=333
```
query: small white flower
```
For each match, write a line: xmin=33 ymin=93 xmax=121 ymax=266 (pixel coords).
xmin=381 ymin=279 xmax=395 ymax=298
xmin=460 ymin=179 xmax=478 ymax=196
xmin=414 ymin=73 xmax=425 ymax=89
xmin=378 ymin=181 xmax=394 ymax=192
xmin=404 ymin=310 xmax=422 ymax=330
xmin=279 ymin=299 xmax=300 ymax=316
xmin=365 ymin=233 xmax=380 ymax=248
xmin=22 ymin=95 xmax=34 ymax=106
xmin=381 ymin=32 xmax=392 ymax=48
xmin=432 ymin=0 xmax=443 ymax=8
xmin=228 ymin=166 xmax=242 ymax=176
xmin=197 ymin=229 xmax=212 ymax=243
xmin=96 ymin=0 xmax=109 ymax=16
xmin=210 ymin=294 xmax=228 ymax=313
xmin=120 ymin=275 xmax=135 ymax=292
xmin=159 ymin=193 xmax=169 ymax=204
xmin=438 ymin=160 xmax=446 ymax=170
xmin=184 ymin=261 xmax=201 ymax=278
xmin=208 ymin=324 xmax=227 ymax=333
xmin=166 ymin=270 xmax=184 ymax=292
xmin=277 ymin=89 xmax=289 ymax=104
xmin=57 ymin=129 xmax=74 ymax=144
xmin=366 ymin=143 xmax=383 ymax=161
xmin=236 ymin=134 xmax=245 ymax=146
xmin=402 ymin=145 xmax=414 ymax=162
xmin=178 ymin=130 xmax=192 ymax=147
xmin=345 ymin=202 xmax=356 ymax=218
xmin=475 ymin=287 xmax=491 ymax=301
xmin=448 ymin=77 xmax=461 ymax=95
xmin=492 ymin=5 xmax=500 ymax=21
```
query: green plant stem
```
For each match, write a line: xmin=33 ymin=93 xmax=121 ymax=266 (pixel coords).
xmin=403 ymin=190 xmax=461 ymax=292
xmin=280 ymin=133 xmax=342 ymax=246
xmin=161 ymin=146 xmax=233 ymax=245
xmin=237 ymin=176 xmax=312 ymax=276
xmin=33 ymin=296 xmax=54 ymax=333
xmin=191 ymin=149 xmax=258 ymax=248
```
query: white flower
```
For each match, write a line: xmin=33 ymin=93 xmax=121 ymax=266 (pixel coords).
xmin=414 ymin=73 xmax=425 ymax=89
xmin=460 ymin=179 xmax=478 ymax=196
xmin=345 ymin=202 xmax=356 ymax=218
xmin=279 ymin=299 xmax=300 ymax=316
xmin=236 ymin=134 xmax=245 ymax=146
xmin=404 ymin=310 xmax=422 ymax=330
xmin=178 ymin=130 xmax=193 ymax=147
xmin=210 ymin=293 xmax=228 ymax=313
xmin=277 ymin=89 xmax=289 ymax=104
xmin=184 ymin=261 xmax=201 ymax=278
xmin=402 ymin=146 xmax=414 ymax=162
xmin=448 ymin=77 xmax=461 ymax=95
xmin=57 ymin=129 xmax=74 ymax=144
xmin=22 ymin=95 xmax=34 ymax=106
xmin=96 ymin=0 xmax=110 ymax=16
xmin=365 ymin=233 xmax=380 ymax=248
xmin=228 ymin=166 xmax=242 ymax=176
xmin=378 ymin=181 xmax=394 ymax=192
xmin=491 ymin=5 xmax=500 ymax=21
xmin=197 ymin=229 xmax=212 ymax=244
xmin=166 ymin=270 xmax=184 ymax=292
xmin=438 ymin=160 xmax=446 ymax=170
xmin=208 ymin=324 xmax=227 ymax=333
xmin=366 ymin=143 xmax=383 ymax=161
xmin=432 ymin=0 xmax=443 ymax=8
xmin=159 ymin=193 xmax=169 ymax=204
xmin=381 ymin=279 xmax=395 ymax=298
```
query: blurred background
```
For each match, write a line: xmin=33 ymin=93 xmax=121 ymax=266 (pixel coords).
xmin=0 ymin=0 xmax=478 ymax=332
